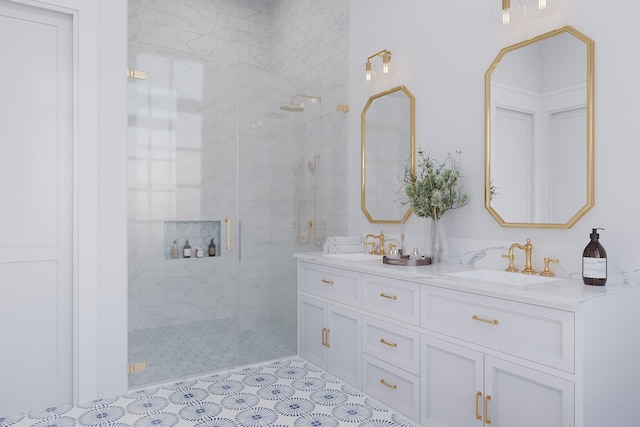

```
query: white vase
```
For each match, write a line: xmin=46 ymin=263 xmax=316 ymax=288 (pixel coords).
xmin=429 ymin=217 xmax=447 ymax=264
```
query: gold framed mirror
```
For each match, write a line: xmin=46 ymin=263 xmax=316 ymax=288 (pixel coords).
xmin=485 ymin=26 xmax=595 ymax=228
xmin=361 ymin=85 xmax=416 ymax=224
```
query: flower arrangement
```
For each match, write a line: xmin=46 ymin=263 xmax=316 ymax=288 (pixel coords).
xmin=403 ymin=150 xmax=469 ymax=220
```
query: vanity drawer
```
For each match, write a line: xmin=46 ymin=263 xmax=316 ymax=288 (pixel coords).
xmin=363 ymin=317 xmax=420 ymax=375
xmin=299 ymin=262 xmax=361 ymax=307
xmin=362 ymin=274 xmax=420 ymax=325
xmin=362 ymin=354 xmax=420 ymax=423
xmin=421 ymin=286 xmax=575 ymax=372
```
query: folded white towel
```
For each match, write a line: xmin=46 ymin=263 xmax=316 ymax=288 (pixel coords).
xmin=325 ymin=235 xmax=361 ymax=244
xmin=331 ymin=235 xmax=361 ymax=244
xmin=329 ymin=243 xmax=365 ymax=254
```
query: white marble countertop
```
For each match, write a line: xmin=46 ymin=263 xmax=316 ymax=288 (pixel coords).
xmin=295 ymin=252 xmax=633 ymax=309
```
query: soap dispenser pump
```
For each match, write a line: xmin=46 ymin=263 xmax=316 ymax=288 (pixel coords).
xmin=582 ymin=228 xmax=607 ymax=286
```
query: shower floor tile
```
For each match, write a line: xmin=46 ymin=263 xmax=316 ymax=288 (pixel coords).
xmin=128 ymin=319 xmax=297 ymax=387
xmin=2 ymin=358 xmax=418 ymax=427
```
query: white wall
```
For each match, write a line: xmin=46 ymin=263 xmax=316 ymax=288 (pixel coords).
xmin=96 ymin=0 xmax=128 ymax=401
xmin=349 ymin=0 xmax=640 ymax=280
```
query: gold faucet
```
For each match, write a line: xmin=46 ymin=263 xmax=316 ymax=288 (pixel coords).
xmin=364 ymin=231 xmax=386 ymax=255
xmin=540 ymin=258 xmax=559 ymax=277
xmin=502 ymin=238 xmax=536 ymax=275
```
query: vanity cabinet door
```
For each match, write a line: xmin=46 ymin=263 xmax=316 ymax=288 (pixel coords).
xmin=422 ymin=336 xmax=484 ymax=427
xmin=327 ymin=304 xmax=361 ymax=387
xmin=299 ymin=296 xmax=327 ymax=368
xmin=422 ymin=336 xmax=575 ymax=427
xmin=298 ymin=295 xmax=361 ymax=388
xmin=485 ymin=355 xmax=574 ymax=427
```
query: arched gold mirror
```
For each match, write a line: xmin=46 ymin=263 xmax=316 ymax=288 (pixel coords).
xmin=361 ymin=85 xmax=416 ymax=223
xmin=485 ymin=26 xmax=594 ymax=228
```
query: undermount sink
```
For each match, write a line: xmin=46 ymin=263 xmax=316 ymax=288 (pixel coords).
xmin=445 ymin=269 xmax=559 ymax=286
xmin=323 ymin=252 xmax=381 ymax=261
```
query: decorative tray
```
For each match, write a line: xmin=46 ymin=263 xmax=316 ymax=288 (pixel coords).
xmin=382 ymin=256 xmax=431 ymax=266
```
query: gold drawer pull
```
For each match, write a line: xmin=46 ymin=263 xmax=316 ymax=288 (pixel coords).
xmin=379 ymin=379 xmax=397 ymax=390
xmin=485 ymin=394 xmax=492 ymax=424
xmin=475 ymin=391 xmax=482 ymax=420
xmin=472 ymin=315 xmax=499 ymax=326
xmin=379 ymin=293 xmax=397 ymax=300
xmin=325 ymin=328 xmax=330 ymax=348
xmin=379 ymin=338 xmax=398 ymax=348
xmin=321 ymin=279 xmax=334 ymax=285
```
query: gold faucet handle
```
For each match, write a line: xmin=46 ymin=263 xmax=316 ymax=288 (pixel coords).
xmin=540 ymin=258 xmax=559 ymax=277
xmin=502 ymin=254 xmax=518 ymax=272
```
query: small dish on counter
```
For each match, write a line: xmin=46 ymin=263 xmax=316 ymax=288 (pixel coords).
xmin=383 ymin=256 xmax=431 ymax=266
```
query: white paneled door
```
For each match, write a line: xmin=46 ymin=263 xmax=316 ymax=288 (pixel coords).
xmin=0 ymin=0 xmax=73 ymax=414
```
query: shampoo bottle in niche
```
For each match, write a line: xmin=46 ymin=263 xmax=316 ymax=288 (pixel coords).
xmin=183 ymin=239 xmax=192 ymax=258
xmin=208 ymin=238 xmax=216 ymax=257
xmin=170 ymin=240 xmax=179 ymax=259
xmin=582 ymin=228 xmax=607 ymax=286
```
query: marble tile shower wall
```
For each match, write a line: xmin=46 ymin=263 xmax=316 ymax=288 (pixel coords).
xmin=271 ymin=0 xmax=351 ymax=241
xmin=128 ymin=0 xmax=349 ymax=331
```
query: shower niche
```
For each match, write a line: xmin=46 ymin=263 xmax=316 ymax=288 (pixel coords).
xmin=163 ymin=220 xmax=221 ymax=259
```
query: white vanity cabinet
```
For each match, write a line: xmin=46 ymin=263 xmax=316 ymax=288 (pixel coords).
xmin=421 ymin=285 xmax=575 ymax=426
xmin=298 ymin=263 xmax=362 ymax=387
xmin=296 ymin=256 xmax=640 ymax=427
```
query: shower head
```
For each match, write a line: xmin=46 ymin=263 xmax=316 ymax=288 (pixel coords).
xmin=280 ymin=103 xmax=305 ymax=112
xmin=279 ymin=94 xmax=321 ymax=112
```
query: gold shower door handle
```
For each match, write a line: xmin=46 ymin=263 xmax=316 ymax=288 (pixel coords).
xmin=225 ymin=218 xmax=231 ymax=251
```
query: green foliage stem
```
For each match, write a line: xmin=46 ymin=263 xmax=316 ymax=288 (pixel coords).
xmin=403 ymin=150 xmax=469 ymax=220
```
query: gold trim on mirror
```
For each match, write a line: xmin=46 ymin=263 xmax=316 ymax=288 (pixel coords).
xmin=484 ymin=26 xmax=595 ymax=228
xmin=361 ymin=85 xmax=416 ymax=224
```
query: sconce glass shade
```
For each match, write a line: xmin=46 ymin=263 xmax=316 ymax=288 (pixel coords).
xmin=382 ymin=51 xmax=391 ymax=75
xmin=523 ymin=0 xmax=561 ymax=17
xmin=365 ymin=61 xmax=372 ymax=81
xmin=490 ymin=0 xmax=523 ymax=31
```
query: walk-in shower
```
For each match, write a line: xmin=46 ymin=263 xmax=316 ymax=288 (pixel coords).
xmin=127 ymin=0 xmax=347 ymax=389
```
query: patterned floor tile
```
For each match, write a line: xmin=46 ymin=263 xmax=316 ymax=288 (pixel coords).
xmin=1 ymin=358 xmax=419 ymax=427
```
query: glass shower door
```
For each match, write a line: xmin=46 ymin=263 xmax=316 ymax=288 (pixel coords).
xmin=127 ymin=50 xmax=241 ymax=387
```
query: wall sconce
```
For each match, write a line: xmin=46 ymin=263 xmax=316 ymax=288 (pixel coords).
xmin=490 ymin=0 xmax=561 ymax=31
xmin=522 ymin=0 xmax=561 ymax=17
xmin=365 ymin=49 xmax=392 ymax=81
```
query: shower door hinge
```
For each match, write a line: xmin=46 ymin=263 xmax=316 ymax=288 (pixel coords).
xmin=126 ymin=68 xmax=146 ymax=80
xmin=127 ymin=362 xmax=147 ymax=374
